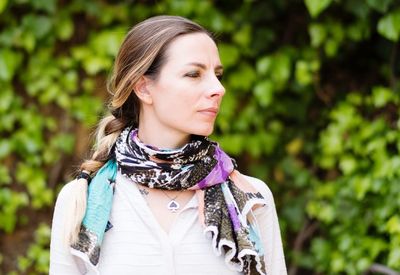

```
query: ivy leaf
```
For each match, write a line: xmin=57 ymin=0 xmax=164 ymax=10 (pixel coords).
xmin=22 ymin=15 xmax=53 ymax=40
xmin=372 ymin=86 xmax=393 ymax=107
xmin=388 ymin=246 xmax=400 ymax=268
xmin=366 ymin=0 xmax=393 ymax=13
xmin=253 ymin=80 xmax=274 ymax=107
xmin=377 ymin=10 xmax=400 ymax=41
xmin=286 ymin=138 xmax=304 ymax=156
xmin=55 ymin=17 xmax=74 ymax=41
xmin=218 ymin=134 xmax=244 ymax=155
xmin=90 ymin=29 xmax=126 ymax=56
xmin=271 ymin=53 xmax=291 ymax=86
xmin=233 ymin=24 xmax=252 ymax=48
xmin=352 ymin=177 xmax=371 ymax=200
xmin=304 ymin=0 xmax=333 ymax=18
xmin=0 ymin=87 xmax=14 ymax=112
xmin=31 ymin=0 xmax=56 ymax=13
xmin=339 ymin=155 xmax=357 ymax=175
xmin=309 ymin=23 xmax=327 ymax=47
xmin=256 ymin=56 xmax=272 ymax=75
xmin=0 ymin=0 xmax=7 ymax=14
xmin=0 ymin=49 xmax=23 ymax=81
xmin=295 ymin=60 xmax=313 ymax=85
xmin=219 ymin=43 xmax=240 ymax=69
xmin=0 ymin=140 xmax=12 ymax=159
xmin=228 ymin=63 xmax=256 ymax=91
xmin=347 ymin=20 xmax=370 ymax=41
xmin=71 ymin=96 xmax=103 ymax=125
xmin=83 ymin=55 xmax=111 ymax=75
xmin=0 ymin=165 xmax=11 ymax=185
xmin=386 ymin=215 xmax=400 ymax=234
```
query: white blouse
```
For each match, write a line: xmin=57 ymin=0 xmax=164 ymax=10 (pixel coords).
xmin=50 ymin=172 xmax=287 ymax=275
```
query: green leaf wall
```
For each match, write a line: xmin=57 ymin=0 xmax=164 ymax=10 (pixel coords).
xmin=1 ymin=0 xmax=400 ymax=274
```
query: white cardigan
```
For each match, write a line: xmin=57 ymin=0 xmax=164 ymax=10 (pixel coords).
xmin=50 ymin=172 xmax=287 ymax=275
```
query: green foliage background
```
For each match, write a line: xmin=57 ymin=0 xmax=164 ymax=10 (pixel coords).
xmin=1 ymin=0 xmax=400 ymax=274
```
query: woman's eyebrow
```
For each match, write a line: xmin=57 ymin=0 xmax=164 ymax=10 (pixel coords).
xmin=185 ymin=62 xmax=224 ymax=71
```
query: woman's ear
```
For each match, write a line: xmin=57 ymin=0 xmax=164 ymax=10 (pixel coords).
xmin=133 ymin=76 xmax=153 ymax=105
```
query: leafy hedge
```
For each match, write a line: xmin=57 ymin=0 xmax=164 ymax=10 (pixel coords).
xmin=1 ymin=0 xmax=400 ymax=274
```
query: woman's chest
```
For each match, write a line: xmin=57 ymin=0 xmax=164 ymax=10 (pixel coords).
xmin=95 ymin=184 xmax=242 ymax=275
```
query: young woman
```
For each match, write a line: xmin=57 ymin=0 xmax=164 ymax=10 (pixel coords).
xmin=50 ymin=15 xmax=287 ymax=275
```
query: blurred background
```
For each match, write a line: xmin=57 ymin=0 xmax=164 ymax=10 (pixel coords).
xmin=1 ymin=0 xmax=400 ymax=274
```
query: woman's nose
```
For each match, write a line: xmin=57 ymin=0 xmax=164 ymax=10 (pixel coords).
xmin=207 ymin=75 xmax=225 ymax=98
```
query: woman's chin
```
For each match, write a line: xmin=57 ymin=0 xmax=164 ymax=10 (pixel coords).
xmin=191 ymin=125 xmax=214 ymax=137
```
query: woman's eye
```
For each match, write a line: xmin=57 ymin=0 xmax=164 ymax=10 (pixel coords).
xmin=216 ymin=74 xmax=223 ymax=81
xmin=185 ymin=72 xmax=200 ymax=78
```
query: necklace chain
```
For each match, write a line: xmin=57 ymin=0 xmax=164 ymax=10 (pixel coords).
xmin=161 ymin=189 xmax=183 ymax=200
xmin=139 ymin=185 xmax=183 ymax=213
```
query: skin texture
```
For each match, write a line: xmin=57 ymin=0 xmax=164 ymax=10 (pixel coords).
xmin=134 ymin=32 xmax=225 ymax=149
xmin=131 ymin=33 xmax=225 ymax=232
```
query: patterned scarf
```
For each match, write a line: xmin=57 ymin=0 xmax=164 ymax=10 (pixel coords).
xmin=71 ymin=126 xmax=268 ymax=275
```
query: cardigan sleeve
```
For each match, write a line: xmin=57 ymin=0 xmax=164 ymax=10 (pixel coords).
xmin=245 ymin=176 xmax=287 ymax=275
xmin=49 ymin=180 xmax=85 ymax=275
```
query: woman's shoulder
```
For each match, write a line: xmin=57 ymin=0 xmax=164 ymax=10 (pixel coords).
xmin=54 ymin=179 xmax=77 ymax=207
xmin=241 ymin=173 xmax=274 ymax=203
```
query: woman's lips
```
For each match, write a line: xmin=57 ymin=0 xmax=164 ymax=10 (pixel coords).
xmin=198 ymin=107 xmax=219 ymax=117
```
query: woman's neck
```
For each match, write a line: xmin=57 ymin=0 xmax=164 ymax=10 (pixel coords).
xmin=137 ymin=125 xmax=190 ymax=150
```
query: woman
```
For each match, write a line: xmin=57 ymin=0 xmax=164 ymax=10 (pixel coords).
xmin=50 ymin=15 xmax=286 ymax=275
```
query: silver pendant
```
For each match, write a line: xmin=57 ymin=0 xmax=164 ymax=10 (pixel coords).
xmin=167 ymin=200 xmax=180 ymax=212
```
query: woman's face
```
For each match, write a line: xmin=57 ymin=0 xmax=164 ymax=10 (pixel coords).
xmin=140 ymin=32 xmax=225 ymax=139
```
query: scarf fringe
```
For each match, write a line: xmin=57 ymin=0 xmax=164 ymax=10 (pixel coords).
xmin=70 ymin=247 xmax=100 ymax=275
xmin=204 ymin=225 xmax=267 ymax=275
xmin=204 ymin=181 xmax=267 ymax=275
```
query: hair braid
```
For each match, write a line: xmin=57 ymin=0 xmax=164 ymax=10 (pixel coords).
xmin=64 ymin=115 xmax=128 ymax=245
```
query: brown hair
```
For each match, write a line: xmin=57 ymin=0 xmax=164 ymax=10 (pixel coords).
xmin=64 ymin=15 xmax=213 ymax=245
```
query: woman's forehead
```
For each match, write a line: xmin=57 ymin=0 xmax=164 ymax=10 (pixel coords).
xmin=163 ymin=33 xmax=221 ymax=68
